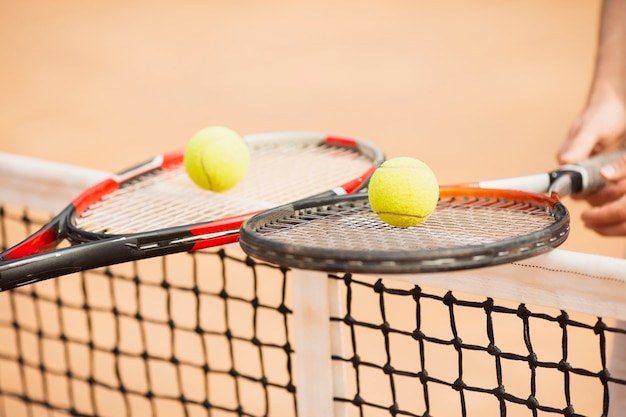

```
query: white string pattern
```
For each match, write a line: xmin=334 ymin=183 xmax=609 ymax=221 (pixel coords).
xmin=253 ymin=196 xmax=557 ymax=251
xmin=74 ymin=142 xmax=373 ymax=235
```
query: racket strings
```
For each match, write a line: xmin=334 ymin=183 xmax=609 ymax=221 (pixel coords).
xmin=74 ymin=143 xmax=374 ymax=235
xmin=438 ymin=197 xmax=555 ymax=243
xmin=251 ymin=196 xmax=558 ymax=252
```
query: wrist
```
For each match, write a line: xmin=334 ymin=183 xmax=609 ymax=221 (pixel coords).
xmin=588 ymin=76 xmax=626 ymax=106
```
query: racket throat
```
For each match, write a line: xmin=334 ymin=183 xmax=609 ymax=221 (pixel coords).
xmin=548 ymin=171 xmax=581 ymax=196
xmin=0 ymin=210 xmax=71 ymax=261
xmin=131 ymin=230 xmax=240 ymax=251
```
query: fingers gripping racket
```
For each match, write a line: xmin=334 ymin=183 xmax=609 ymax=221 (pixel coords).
xmin=0 ymin=132 xmax=384 ymax=290
xmin=240 ymin=149 xmax=626 ymax=273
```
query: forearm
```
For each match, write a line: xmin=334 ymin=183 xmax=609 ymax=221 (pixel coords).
xmin=589 ymin=0 xmax=626 ymax=101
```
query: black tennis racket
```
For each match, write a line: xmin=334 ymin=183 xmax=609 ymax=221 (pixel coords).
xmin=0 ymin=131 xmax=384 ymax=290
xmin=239 ymin=149 xmax=626 ymax=273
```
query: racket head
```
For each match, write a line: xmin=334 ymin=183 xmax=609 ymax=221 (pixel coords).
xmin=239 ymin=188 xmax=570 ymax=273
xmin=74 ymin=132 xmax=382 ymax=237
xmin=2 ymin=132 xmax=384 ymax=260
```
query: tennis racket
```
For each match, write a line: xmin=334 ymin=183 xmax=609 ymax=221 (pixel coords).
xmin=239 ymin=149 xmax=626 ymax=273
xmin=0 ymin=131 xmax=384 ymax=290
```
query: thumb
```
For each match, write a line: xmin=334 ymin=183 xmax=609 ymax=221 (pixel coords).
xmin=558 ymin=124 xmax=599 ymax=164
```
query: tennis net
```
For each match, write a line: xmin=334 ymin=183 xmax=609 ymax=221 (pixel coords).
xmin=1 ymin=151 xmax=626 ymax=417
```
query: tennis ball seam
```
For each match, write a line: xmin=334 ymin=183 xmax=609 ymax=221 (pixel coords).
xmin=376 ymin=211 xmax=430 ymax=219
xmin=200 ymin=141 xmax=216 ymax=190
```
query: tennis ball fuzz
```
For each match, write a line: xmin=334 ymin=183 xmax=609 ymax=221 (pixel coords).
xmin=184 ymin=126 xmax=250 ymax=192
xmin=368 ymin=157 xmax=439 ymax=228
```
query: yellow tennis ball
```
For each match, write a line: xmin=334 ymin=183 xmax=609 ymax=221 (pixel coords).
xmin=184 ymin=126 xmax=250 ymax=192
xmin=368 ymin=157 xmax=439 ymax=228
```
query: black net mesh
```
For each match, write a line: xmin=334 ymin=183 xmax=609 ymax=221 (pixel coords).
xmin=327 ymin=274 xmax=626 ymax=417
xmin=0 ymin=204 xmax=296 ymax=417
xmin=2 ymin=202 xmax=626 ymax=417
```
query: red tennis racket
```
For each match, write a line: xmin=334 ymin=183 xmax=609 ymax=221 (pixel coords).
xmin=0 ymin=131 xmax=384 ymax=290
xmin=240 ymin=149 xmax=626 ymax=273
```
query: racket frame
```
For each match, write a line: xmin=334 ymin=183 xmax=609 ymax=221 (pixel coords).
xmin=0 ymin=132 xmax=383 ymax=289
xmin=239 ymin=189 xmax=570 ymax=273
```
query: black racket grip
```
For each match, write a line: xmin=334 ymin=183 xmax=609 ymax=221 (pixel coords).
xmin=0 ymin=237 xmax=196 ymax=291
xmin=561 ymin=148 xmax=626 ymax=195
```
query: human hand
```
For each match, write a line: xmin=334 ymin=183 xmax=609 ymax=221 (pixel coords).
xmin=558 ymin=86 xmax=626 ymax=165
xmin=578 ymin=154 xmax=626 ymax=235
xmin=557 ymin=85 xmax=626 ymax=235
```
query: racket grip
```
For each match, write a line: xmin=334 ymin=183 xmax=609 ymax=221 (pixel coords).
xmin=565 ymin=148 xmax=626 ymax=195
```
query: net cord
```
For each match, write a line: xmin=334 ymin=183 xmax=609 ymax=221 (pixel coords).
xmin=0 ymin=151 xmax=108 ymax=213
xmin=390 ymin=249 xmax=626 ymax=321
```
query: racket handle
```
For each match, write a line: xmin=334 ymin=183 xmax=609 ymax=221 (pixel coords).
xmin=559 ymin=148 xmax=626 ymax=195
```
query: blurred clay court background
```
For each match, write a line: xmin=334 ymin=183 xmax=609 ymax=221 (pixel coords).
xmin=0 ymin=3 xmax=624 ymax=416
xmin=1 ymin=0 xmax=623 ymax=258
